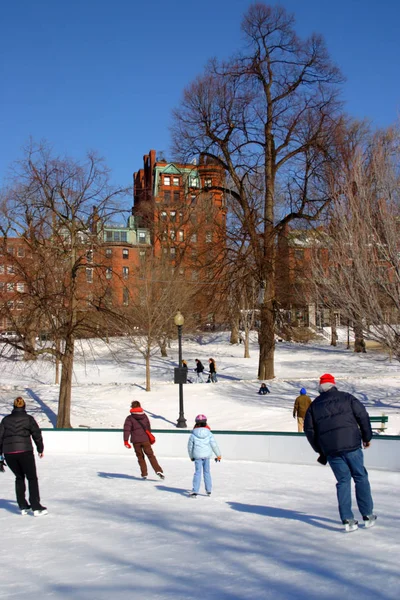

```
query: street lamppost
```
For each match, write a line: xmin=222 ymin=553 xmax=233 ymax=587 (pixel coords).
xmin=174 ymin=310 xmax=187 ymax=428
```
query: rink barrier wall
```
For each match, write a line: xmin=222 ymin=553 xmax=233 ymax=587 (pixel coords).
xmin=41 ymin=429 xmax=400 ymax=471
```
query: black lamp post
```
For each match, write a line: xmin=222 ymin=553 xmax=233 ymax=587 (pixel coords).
xmin=174 ymin=310 xmax=187 ymax=428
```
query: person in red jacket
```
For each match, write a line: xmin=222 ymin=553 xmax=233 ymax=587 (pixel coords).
xmin=123 ymin=401 xmax=164 ymax=480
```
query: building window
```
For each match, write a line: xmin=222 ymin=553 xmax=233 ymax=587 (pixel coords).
xmin=191 ymin=194 xmax=196 ymax=204
xmin=170 ymin=211 xmax=176 ymax=222
xmin=86 ymin=268 xmax=93 ymax=283
xmin=138 ymin=231 xmax=147 ymax=243
xmin=295 ymin=249 xmax=304 ymax=260
xmin=164 ymin=191 xmax=171 ymax=203
xmin=0 ymin=265 xmax=4 ymax=274
xmin=205 ymin=231 xmax=212 ymax=243
xmin=164 ymin=176 xmax=171 ymax=186
xmin=173 ymin=191 xmax=180 ymax=203
xmin=122 ymin=248 xmax=129 ymax=259
xmin=7 ymin=265 xmax=14 ymax=274
xmin=173 ymin=177 xmax=179 ymax=186
xmin=106 ymin=268 xmax=113 ymax=280
xmin=7 ymin=283 xmax=14 ymax=292
xmin=170 ymin=247 xmax=176 ymax=257
xmin=0 ymin=282 xmax=4 ymax=291
xmin=16 ymin=283 xmax=24 ymax=292
xmin=178 ymin=231 xmax=184 ymax=242
xmin=121 ymin=231 xmax=127 ymax=242
xmin=16 ymin=301 xmax=23 ymax=310
xmin=7 ymin=247 xmax=14 ymax=255
xmin=114 ymin=231 xmax=121 ymax=242
xmin=160 ymin=211 xmax=167 ymax=221
xmin=7 ymin=300 xmax=14 ymax=309
xmin=191 ymin=233 xmax=197 ymax=243
xmin=204 ymin=178 xmax=212 ymax=188
xmin=122 ymin=266 xmax=129 ymax=279
xmin=105 ymin=248 xmax=112 ymax=258
xmin=190 ymin=176 xmax=199 ymax=188
xmin=123 ymin=288 xmax=129 ymax=306
xmin=139 ymin=250 xmax=146 ymax=262
xmin=17 ymin=247 xmax=25 ymax=257
xmin=170 ymin=230 xmax=176 ymax=240
xmin=192 ymin=270 xmax=199 ymax=281
xmin=106 ymin=231 xmax=113 ymax=242
xmin=86 ymin=250 xmax=93 ymax=263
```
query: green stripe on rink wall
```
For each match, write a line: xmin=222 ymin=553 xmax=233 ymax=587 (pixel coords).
xmin=40 ymin=428 xmax=400 ymax=440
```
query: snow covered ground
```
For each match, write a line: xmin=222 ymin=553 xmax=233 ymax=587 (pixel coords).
xmin=0 ymin=455 xmax=399 ymax=600
xmin=0 ymin=332 xmax=399 ymax=434
xmin=1 ymin=334 xmax=400 ymax=599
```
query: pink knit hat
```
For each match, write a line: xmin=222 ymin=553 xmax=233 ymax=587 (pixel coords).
xmin=319 ymin=373 xmax=335 ymax=385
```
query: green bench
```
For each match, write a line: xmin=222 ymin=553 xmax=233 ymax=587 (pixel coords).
xmin=370 ymin=415 xmax=388 ymax=433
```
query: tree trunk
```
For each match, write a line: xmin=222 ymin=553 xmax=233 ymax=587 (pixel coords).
xmin=230 ymin=315 xmax=239 ymax=345
xmin=244 ymin=325 xmax=250 ymax=359
xmin=353 ymin=321 xmax=366 ymax=353
xmin=159 ymin=337 xmax=168 ymax=357
xmin=145 ymin=352 xmax=151 ymax=391
xmin=55 ymin=338 xmax=61 ymax=384
xmin=258 ymin=295 xmax=275 ymax=380
xmin=330 ymin=309 xmax=337 ymax=346
xmin=56 ymin=339 xmax=74 ymax=428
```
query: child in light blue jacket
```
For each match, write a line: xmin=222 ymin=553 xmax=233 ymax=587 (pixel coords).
xmin=187 ymin=414 xmax=221 ymax=497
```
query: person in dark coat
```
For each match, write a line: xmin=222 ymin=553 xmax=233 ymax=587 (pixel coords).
xmin=304 ymin=373 xmax=376 ymax=532
xmin=0 ymin=397 xmax=47 ymax=516
xmin=123 ymin=401 xmax=164 ymax=480
xmin=208 ymin=358 xmax=217 ymax=383
xmin=194 ymin=359 xmax=205 ymax=383
xmin=258 ymin=383 xmax=270 ymax=395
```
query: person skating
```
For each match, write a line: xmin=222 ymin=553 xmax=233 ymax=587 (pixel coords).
xmin=258 ymin=383 xmax=270 ymax=395
xmin=182 ymin=360 xmax=192 ymax=383
xmin=304 ymin=373 xmax=376 ymax=532
xmin=293 ymin=388 xmax=312 ymax=432
xmin=0 ymin=397 xmax=47 ymax=516
xmin=187 ymin=414 xmax=221 ymax=497
xmin=123 ymin=401 xmax=164 ymax=480
xmin=194 ymin=359 xmax=205 ymax=383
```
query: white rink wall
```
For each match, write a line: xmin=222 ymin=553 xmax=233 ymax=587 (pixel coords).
xmin=42 ymin=430 xmax=400 ymax=472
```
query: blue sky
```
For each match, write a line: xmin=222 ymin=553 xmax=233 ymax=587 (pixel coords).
xmin=1 ymin=0 xmax=399 ymax=189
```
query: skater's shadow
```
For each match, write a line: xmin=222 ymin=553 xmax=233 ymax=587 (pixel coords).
xmin=97 ymin=472 xmax=142 ymax=481
xmin=155 ymin=485 xmax=190 ymax=497
xmin=145 ymin=410 xmax=176 ymax=427
xmin=0 ymin=498 xmax=21 ymax=515
xmin=227 ymin=503 xmax=339 ymax=531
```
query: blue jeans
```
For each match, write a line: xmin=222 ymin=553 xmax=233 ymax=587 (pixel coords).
xmin=328 ymin=448 xmax=373 ymax=521
xmin=192 ymin=458 xmax=212 ymax=493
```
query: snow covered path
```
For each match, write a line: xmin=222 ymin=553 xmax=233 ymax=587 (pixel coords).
xmin=1 ymin=455 xmax=399 ymax=600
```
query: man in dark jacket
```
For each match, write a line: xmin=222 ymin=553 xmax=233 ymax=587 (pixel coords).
xmin=304 ymin=373 xmax=376 ymax=532
xmin=0 ymin=397 xmax=47 ymax=516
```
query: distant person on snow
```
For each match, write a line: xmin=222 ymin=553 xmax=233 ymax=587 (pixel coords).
xmin=123 ymin=401 xmax=164 ymax=481
xmin=0 ymin=396 xmax=48 ymax=516
xmin=182 ymin=360 xmax=192 ymax=383
xmin=293 ymin=388 xmax=312 ymax=432
xmin=195 ymin=359 xmax=205 ymax=383
xmin=187 ymin=414 xmax=221 ymax=497
xmin=207 ymin=358 xmax=217 ymax=383
xmin=258 ymin=383 xmax=270 ymax=395
xmin=304 ymin=373 xmax=376 ymax=532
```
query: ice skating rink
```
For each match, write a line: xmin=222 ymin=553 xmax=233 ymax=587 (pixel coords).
xmin=0 ymin=454 xmax=399 ymax=600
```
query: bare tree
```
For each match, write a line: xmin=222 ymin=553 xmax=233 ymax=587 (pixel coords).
xmin=312 ymin=125 xmax=400 ymax=358
xmin=0 ymin=142 xmax=129 ymax=427
xmin=172 ymin=3 xmax=342 ymax=379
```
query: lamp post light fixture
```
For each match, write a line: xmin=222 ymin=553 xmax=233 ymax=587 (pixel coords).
xmin=174 ymin=310 xmax=187 ymax=428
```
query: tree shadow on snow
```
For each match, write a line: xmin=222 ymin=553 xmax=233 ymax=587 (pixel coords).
xmin=227 ymin=502 xmax=339 ymax=531
xmin=26 ymin=387 xmax=57 ymax=426
xmin=97 ymin=471 xmax=143 ymax=481
xmin=145 ymin=410 xmax=176 ymax=426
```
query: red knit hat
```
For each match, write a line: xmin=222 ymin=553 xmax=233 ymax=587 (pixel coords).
xmin=319 ymin=373 xmax=335 ymax=385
